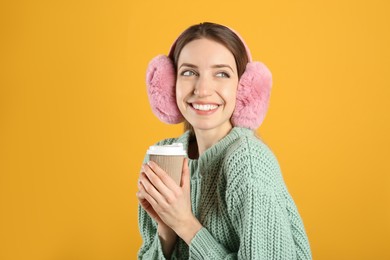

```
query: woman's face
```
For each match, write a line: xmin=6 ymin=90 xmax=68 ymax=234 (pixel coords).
xmin=176 ymin=38 xmax=239 ymax=135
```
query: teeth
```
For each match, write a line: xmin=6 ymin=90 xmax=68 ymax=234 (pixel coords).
xmin=192 ymin=104 xmax=219 ymax=111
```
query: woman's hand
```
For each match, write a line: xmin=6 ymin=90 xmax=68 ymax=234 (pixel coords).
xmin=136 ymin=158 xmax=202 ymax=245
xmin=136 ymin=178 xmax=164 ymax=225
xmin=137 ymin=166 xmax=178 ymax=258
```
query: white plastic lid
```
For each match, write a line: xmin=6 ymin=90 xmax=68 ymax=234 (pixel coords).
xmin=147 ymin=143 xmax=186 ymax=156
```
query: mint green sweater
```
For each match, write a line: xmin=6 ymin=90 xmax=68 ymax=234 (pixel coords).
xmin=138 ymin=127 xmax=311 ymax=259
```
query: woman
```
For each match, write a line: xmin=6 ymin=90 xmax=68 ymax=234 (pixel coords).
xmin=137 ymin=22 xmax=311 ymax=259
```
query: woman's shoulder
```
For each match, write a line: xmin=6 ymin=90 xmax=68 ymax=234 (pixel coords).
xmin=225 ymin=131 xmax=279 ymax=168
xmin=223 ymin=130 xmax=283 ymax=189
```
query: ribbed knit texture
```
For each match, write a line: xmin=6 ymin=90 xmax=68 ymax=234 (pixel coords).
xmin=138 ymin=127 xmax=311 ymax=259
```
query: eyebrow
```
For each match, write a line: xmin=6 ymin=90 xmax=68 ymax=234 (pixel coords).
xmin=179 ymin=63 xmax=235 ymax=73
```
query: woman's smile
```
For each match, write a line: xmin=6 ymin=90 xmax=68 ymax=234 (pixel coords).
xmin=189 ymin=102 xmax=220 ymax=115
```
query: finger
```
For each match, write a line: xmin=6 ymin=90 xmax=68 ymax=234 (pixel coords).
xmin=136 ymin=191 xmax=163 ymax=223
xmin=145 ymin=162 xmax=177 ymax=195
xmin=181 ymin=158 xmax=190 ymax=189
xmin=148 ymin=161 xmax=178 ymax=189
xmin=137 ymin=180 xmax=146 ymax=199
xmin=139 ymin=172 xmax=167 ymax=208
xmin=137 ymin=192 xmax=151 ymax=208
xmin=139 ymin=181 xmax=158 ymax=208
xmin=142 ymin=167 xmax=181 ymax=209
xmin=136 ymin=189 xmax=146 ymax=202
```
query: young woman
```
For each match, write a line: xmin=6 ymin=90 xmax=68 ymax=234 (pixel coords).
xmin=137 ymin=22 xmax=311 ymax=259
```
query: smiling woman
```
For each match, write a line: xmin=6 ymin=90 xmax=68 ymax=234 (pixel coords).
xmin=138 ymin=22 xmax=312 ymax=259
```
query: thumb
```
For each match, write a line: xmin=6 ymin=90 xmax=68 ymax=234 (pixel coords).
xmin=180 ymin=158 xmax=190 ymax=189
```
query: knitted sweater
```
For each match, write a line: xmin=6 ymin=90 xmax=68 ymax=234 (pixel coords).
xmin=138 ymin=127 xmax=311 ymax=259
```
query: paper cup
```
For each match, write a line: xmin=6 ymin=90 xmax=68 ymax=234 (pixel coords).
xmin=147 ymin=143 xmax=186 ymax=185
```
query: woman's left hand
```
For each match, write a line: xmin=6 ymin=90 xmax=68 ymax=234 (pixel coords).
xmin=138 ymin=158 xmax=202 ymax=244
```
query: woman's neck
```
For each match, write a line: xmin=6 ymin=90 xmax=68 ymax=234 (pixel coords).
xmin=193 ymin=125 xmax=233 ymax=157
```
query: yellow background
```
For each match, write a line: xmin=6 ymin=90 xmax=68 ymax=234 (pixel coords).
xmin=1 ymin=0 xmax=389 ymax=259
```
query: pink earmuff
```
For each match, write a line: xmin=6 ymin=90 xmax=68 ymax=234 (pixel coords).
xmin=146 ymin=25 xmax=272 ymax=129
xmin=146 ymin=55 xmax=184 ymax=124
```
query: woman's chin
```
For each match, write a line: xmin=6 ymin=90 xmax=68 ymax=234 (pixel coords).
xmin=189 ymin=121 xmax=233 ymax=134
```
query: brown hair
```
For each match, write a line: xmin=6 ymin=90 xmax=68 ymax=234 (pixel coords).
xmin=170 ymin=22 xmax=249 ymax=77
xmin=169 ymin=22 xmax=250 ymax=134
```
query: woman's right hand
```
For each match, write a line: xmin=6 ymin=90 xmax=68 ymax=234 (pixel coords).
xmin=137 ymin=171 xmax=177 ymax=257
xmin=137 ymin=176 xmax=165 ymax=227
xmin=137 ymin=179 xmax=176 ymax=229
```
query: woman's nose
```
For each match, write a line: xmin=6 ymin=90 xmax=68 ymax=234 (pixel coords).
xmin=194 ymin=76 xmax=213 ymax=97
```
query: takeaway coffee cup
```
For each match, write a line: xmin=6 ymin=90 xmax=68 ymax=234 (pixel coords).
xmin=147 ymin=143 xmax=186 ymax=185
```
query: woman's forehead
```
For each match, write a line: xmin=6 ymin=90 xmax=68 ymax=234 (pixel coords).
xmin=177 ymin=38 xmax=236 ymax=68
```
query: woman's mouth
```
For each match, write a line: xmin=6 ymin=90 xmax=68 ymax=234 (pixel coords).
xmin=192 ymin=103 xmax=219 ymax=111
xmin=189 ymin=103 xmax=220 ymax=115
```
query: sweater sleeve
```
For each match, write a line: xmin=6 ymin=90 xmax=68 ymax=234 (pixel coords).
xmin=189 ymin=227 xmax=237 ymax=259
xmin=225 ymin=139 xmax=312 ymax=259
xmin=229 ymin=182 xmax=299 ymax=259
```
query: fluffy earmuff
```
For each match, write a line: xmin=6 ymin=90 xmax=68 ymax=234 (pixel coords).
xmin=146 ymin=55 xmax=184 ymax=124
xmin=146 ymin=28 xmax=272 ymax=130
xmin=232 ymin=62 xmax=272 ymax=129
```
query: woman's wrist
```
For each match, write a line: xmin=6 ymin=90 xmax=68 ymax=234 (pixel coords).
xmin=174 ymin=217 xmax=203 ymax=245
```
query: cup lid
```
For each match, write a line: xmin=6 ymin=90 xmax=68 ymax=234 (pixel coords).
xmin=147 ymin=143 xmax=187 ymax=156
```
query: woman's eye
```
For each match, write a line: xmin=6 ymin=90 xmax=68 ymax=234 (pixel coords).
xmin=216 ymin=72 xmax=230 ymax=78
xmin=181 ymin=70 xmax=196 ymax=76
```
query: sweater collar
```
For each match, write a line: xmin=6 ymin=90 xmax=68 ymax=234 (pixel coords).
xmin=176 ymin=127 xmax=254 ymax=164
